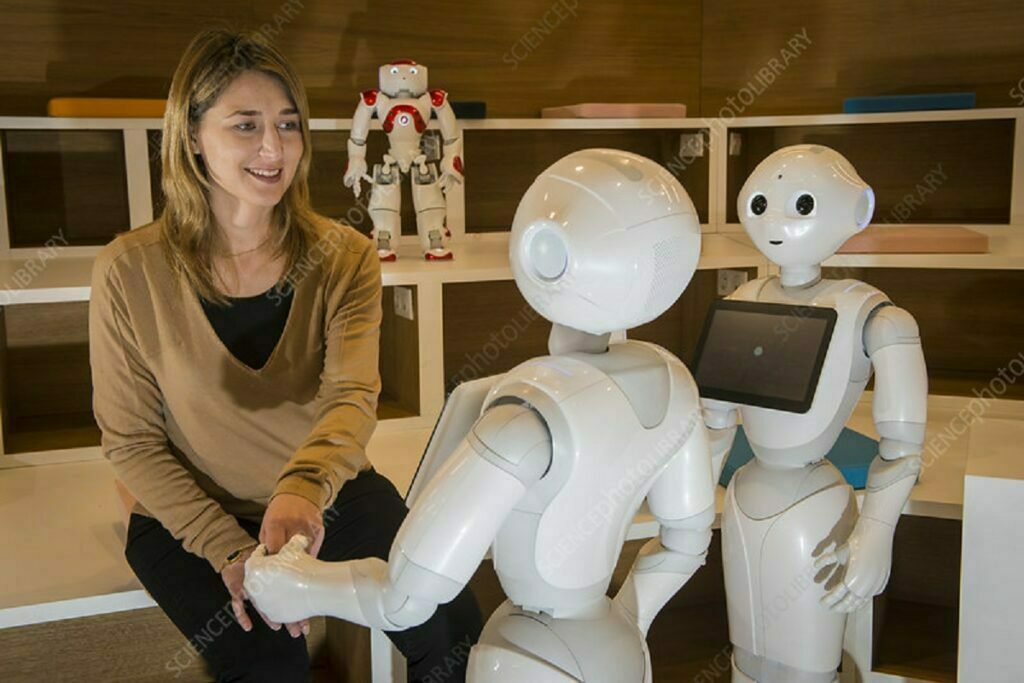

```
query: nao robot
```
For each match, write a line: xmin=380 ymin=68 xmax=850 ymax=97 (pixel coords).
xmin=344 ymin=59 xmax=462 ymax=261
xmin=698 ymin=145 xmax=928 ymax=682
xmin=246 ymin=149 xmax=718 ymax=681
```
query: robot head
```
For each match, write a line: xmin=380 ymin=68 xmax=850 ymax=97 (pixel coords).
xmin=738 ymin=145 xmax=875 ymax=268
xmin=378 ymin=60 xmax=428 ymax=97
xmin=510 ymin=149 xmax=701 ymax=336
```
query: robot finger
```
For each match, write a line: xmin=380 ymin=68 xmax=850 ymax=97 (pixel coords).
xmin=249 ymin=543 xmax=268 ymax=559
xmin=280 ymin=533 xmax=311 ymax=558
xmin=813 ymin=544 xmax=848 ymax=571
xmin=835 ymin=591 xmax=862 ymax=613
xmin=821 ymin=582 xmax=850 ymax=609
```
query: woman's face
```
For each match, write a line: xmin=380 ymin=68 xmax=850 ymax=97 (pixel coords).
xmin=192 ymin=70 xmax=303 ymax=211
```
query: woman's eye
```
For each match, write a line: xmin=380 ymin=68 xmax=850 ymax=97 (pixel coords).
xmin=278 ymin=120 xmax=299 ymax=130
xmin=234 ymin=122 xmax=256 ymax=132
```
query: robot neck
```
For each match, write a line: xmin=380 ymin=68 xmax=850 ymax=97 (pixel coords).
xmin=780 ymin=263 xmax=822 ymax=289
xmin=548 ymin=324 xmax=610 ymax=355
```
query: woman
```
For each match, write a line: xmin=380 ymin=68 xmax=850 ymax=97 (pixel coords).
xmin=89 ymin=29 xmax=481 ymax=682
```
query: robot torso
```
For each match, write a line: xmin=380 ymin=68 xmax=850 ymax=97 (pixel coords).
xmin=729 ymin=276 xmax=889 ymax=468
xmin=481 ymin=340 xmax=703 ymax=616
xmin=362 ymin=90 xmax=432 ymax=173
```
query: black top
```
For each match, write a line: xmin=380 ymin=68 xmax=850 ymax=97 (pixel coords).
xmin=200 ymin=285 xmax=294 ymax=371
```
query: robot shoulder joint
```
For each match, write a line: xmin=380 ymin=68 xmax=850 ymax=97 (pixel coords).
xmin=473 ymin=402 xmax=552 ymax=485
xmin=864 ymin=304 xmax=920 ymax=355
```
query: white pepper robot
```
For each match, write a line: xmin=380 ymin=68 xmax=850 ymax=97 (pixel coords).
xmin=246 ymin=149 xmax=718 ymax=681
xmin=343 ymin=59 xmax=462 ymax=261
xmin=696 ymin=145 xmax=928 ymax=682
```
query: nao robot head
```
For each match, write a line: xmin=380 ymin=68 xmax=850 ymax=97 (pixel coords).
xmin=510 ymin=148 xmax=701 ymax=336
xmin=378 ymin=60 xmax=428 ymax=98
xmin=738 ymin=144 xmax=875 ymax=269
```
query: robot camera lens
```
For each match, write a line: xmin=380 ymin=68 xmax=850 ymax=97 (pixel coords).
xmin=796 ymin=194 xmax=815 ymax=215
xmin=750 ymin=194 xmax=767 ymax=216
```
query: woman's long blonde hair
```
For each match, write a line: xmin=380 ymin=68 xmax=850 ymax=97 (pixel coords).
xmin=160 ymin=28 xmax=319 ymax=305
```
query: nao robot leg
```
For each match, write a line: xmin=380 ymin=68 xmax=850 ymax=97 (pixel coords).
xmin=368 ymin=160 xmax=401 ymax=261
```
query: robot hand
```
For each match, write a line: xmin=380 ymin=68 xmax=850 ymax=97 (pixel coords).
xmin=344 ymin=157 xmax=370 ymax=198
xmin=244 ymin=534 xmax=320 ymax=624
xmin=813 ymin=516 xmax=894 ymax=613
xmin=439 ymin=154 xmax=464 ymax=194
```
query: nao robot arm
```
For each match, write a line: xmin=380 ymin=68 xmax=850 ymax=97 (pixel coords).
xmin=614 ymin=414 xmax=717 ymax=636
xmin=244 ymin=398 xmax=551 ymax=630
xmin=814 ymin=304 xmax=928 ymax=612
xmin=343 ymin=91 xmax=376 ymax=198
xmin=429 ymin=89 xmax=463 ymax=194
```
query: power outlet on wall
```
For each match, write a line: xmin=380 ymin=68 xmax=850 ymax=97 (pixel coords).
xmin=717 ymin=269 xmax=749 ymax=296
xmin=394 ymin=286 xmax=415 ymax=321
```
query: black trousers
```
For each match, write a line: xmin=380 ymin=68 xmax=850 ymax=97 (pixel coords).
xmin=125 ymin=468 xmax=483 ymax=682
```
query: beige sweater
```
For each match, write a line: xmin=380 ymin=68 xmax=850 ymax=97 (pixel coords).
xmin=88 ymin=218 xmax=382 ymax=572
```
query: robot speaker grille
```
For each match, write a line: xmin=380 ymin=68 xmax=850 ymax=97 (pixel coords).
xmin=643 ymin=235 xmax=690 ymax=318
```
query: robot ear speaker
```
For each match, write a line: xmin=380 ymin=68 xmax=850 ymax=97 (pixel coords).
xmin=855 ymin=187 xmax=875 ymax=230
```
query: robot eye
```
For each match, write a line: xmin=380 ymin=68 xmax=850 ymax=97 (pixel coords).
xmin=390 ymin=67 xmax=399 ymax=75
xmin=796 ymin=193 xmax=815 ymax=216
xmin=410 ymin=67 xmax=418 ymax=74
xmin=749 ymin=194 xmax=767 ymax=216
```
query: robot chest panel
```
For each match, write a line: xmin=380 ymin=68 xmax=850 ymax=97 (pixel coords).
xmin=381 ymin=98 xmax=430 ymax=136
xmin=738 ymin=281 xmax=881 ymax=440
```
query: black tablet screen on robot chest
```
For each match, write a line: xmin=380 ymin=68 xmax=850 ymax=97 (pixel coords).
xmin=692 ymin=300 xmax=837 ymax=414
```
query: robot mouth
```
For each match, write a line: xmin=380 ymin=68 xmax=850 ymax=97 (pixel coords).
xmin=769 ymin=240 xmax=783 ymax=245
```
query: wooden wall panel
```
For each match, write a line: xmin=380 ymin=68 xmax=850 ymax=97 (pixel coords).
xmin=0 ymin=0 xmax=703 ymax=118
xmin=3 ymin=1 xmax=1024 ymax=119
xmin=702 ymin=0 xmax=1024 ymax=116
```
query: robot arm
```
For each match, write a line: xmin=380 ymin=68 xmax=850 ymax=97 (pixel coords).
xmin=429 ymin=89 xmax=463 ymax=192
xmin=614 ymin=412 xmax=716 ymax=636
xmin=244 ymin=402 xmax=551 ymax=630
xmin=701 ymin=397 xmax=740 ymax=484
xmin=815 ymin=304 xmax=927 ymax=612
xmin=344 ymin=91 xmax=377 ymax=197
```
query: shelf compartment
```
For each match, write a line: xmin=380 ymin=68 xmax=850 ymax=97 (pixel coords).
xmin=823 ymin=267 xmax=1024 ymax=400
xmin=378 ymin=285 xmax=420 ymax=420
xmin=725 ymin=120 xmax=1015 ymax=226
xmin=873 ymin=516 xmax=961 ymax=682
xmin=465 ymin=128 xmax=711 ymax=233
xmin=2 ymin=130 xmax=130 ymax=247
xmin=1 ymin=301 xmax=98 ymax=455
xmin=442 ymin=280 xmax=550 ymax=394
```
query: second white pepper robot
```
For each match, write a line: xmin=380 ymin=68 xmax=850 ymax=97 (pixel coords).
xmin=695 ymin=145 xmax=928 ymax=683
